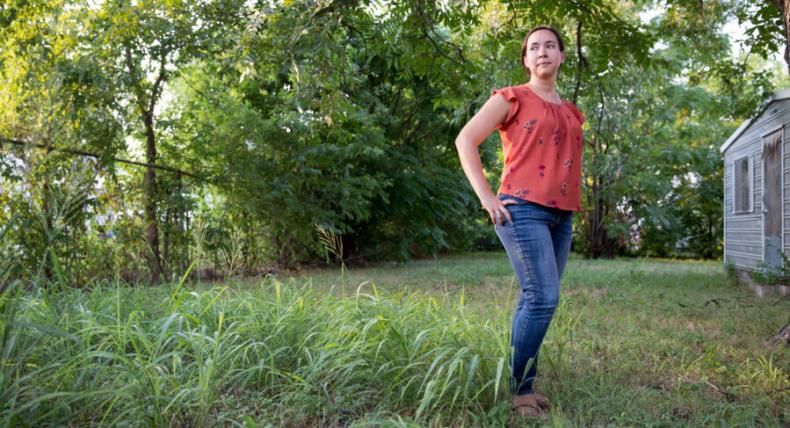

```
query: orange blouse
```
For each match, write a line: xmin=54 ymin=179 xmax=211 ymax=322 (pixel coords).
xmin=493 ymin=84 xmax=585 ymax=211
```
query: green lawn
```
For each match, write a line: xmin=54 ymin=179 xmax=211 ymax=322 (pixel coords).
xmin=2 ymin=253 xmax=787 ymax=426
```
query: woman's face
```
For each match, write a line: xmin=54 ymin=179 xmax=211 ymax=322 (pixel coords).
xmin=523 ymin=29 xmax=565 ymax=79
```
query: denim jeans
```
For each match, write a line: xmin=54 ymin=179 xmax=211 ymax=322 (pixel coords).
xmin=494 ymin=194 xmax=573 ymax=396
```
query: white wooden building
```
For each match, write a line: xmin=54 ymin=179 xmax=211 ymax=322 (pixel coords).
xmin=721 ymin=89 xmax=789 ymax=272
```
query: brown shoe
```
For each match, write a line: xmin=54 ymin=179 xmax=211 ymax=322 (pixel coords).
xmin=533 ymin=392 xmax=551 ymax=410
xmin=512 ymin=394 xmax=545 ymax=418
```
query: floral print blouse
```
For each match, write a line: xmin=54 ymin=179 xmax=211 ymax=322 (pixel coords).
xmin=493 ymin=84 xmax=585 ymax=211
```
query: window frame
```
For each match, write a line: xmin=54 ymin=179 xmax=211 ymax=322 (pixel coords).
xmin=732 ymin=155 xmax=753 ymax=214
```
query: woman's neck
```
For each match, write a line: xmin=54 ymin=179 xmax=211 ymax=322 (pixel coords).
xmin=527 ymin=78 xmax=557 ymax=95
xmin=527 ymin=78 xmax=560 ymax=103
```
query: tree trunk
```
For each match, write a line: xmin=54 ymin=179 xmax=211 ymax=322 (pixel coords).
xmin=163 ymin=205 xmax=170 ymax=277
xmin=42 ymin=176 xmax=53 ymax=281
xmin=770 ymin=0 xmax=790 ymax=75
xmin=585 ymin=173 xmax=608 ymax=258
xmin=143 ymin=112 xmax=162 ymax=283
xmin=573 ymin=20 xmax=588 ymax=104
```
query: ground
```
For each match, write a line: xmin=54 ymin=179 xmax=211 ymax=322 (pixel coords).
xmin=2 ymin=252 xmax=788 ymax=426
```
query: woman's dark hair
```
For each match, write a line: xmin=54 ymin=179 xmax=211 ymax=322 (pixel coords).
xmin=520 ymin=26 xmax=565 ymax=71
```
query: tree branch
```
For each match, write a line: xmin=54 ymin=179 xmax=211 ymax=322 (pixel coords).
xmin=573 ymin=19 xmax=589 ymax=104
xmin=413 ymin=1 xmax=468 ymax=66
xmin=149 ymin=41 xmax=169 ymax=115
xmin=0 ymin=137 xmax=203 ymax=180
xmin=124 ymin=45 xmax=149 ymax=117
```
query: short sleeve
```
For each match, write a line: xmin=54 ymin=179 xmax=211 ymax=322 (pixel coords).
xmin=492 ymin=86 xmax=520 ymax=128
xmin=566 ymin=102 xmax=586 ymax=126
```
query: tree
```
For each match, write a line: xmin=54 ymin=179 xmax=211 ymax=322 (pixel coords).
xmin=1 ymin=0 xmax=124 ymax=283
xmin=567 ymin=0 xmax=771 ymax=258
xmin=2 ymin=0 xmax=784 ymax=279
xmin=73 ymin=0 xmax=245 ymax=281
xmin=165 ymin=0 xmax=485 ymax=264
xmin=739 ymin=1 xmax=787 ymax=74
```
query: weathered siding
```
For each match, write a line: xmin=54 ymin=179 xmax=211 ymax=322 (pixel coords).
xmin=723 ymin=100 xmax=790 ymax=270
xmin=785 ymin=134 xmax=790 ymax=255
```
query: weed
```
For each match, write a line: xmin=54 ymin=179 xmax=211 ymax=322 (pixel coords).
xmin=751 ymin=253 xmax=790 ymax=286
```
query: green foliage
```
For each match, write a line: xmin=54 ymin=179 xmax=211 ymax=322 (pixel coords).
xmin=1 ymin=0 xmax=787 ymax=278
xmin=751 ymin=253 xmax=790 ymax=286
xmin=724 ymin=261 xmax=739 ymax=286
xmin=164 ymin=1 xmax=485 ymax=264
xmin=732 ymin=1 xmax=784 ymax=63
xmin=568 ymin=1 xmax=773 ymax=258
xmin=0 ymin=215 xmax=19 ymax=290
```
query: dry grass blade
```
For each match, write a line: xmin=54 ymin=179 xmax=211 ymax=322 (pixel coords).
xmin=315 ymin=224 xmax=343 ymax=262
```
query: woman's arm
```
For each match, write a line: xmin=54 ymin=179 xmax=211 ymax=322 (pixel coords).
xmin=455 ymin=94 xmax=515 ymax=225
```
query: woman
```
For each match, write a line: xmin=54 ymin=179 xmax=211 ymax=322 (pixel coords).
xmin=454 ymin=26 xmax=585 ymax=418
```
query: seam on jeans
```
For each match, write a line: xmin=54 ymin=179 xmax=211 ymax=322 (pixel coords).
xmin=497 ymin=218 xmax=535 ymax=353
xmin=509 ymin=214 xmax=549 ymax=394
xmin=508 ymin=219 xmax=534 ymax=290
xmin=507 ymin=216 xmax=536 ymax=349
xmin=498 ymin=212 xmax=542 ymax=373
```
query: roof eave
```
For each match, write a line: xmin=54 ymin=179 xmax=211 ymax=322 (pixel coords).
xmin=720 ymin=89 xmax=790 ymax=153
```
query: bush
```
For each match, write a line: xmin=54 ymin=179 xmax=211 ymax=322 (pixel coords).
xmin=750 ymin=254 xmax=790 ymax=286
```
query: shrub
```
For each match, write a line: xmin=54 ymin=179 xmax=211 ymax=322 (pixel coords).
xmin=750 ymin=253 xmax=790 ymax=286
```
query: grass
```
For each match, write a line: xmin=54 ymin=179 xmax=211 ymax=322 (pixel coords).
xmin=1 ymin=252 xmax=788 ymax=427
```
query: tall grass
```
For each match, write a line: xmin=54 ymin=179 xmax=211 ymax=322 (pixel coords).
xmin=0 ymin=274 xmax=559 ymax=426
xmin=1 ymin=254 xmax=787 ymax=426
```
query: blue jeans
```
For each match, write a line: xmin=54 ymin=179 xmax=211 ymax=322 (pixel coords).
xmin=494 ymin=194 xmax=573 ymax=396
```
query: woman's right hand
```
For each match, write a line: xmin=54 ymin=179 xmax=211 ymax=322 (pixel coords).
xmin=482 ymin=194 xmax=517 ymax=225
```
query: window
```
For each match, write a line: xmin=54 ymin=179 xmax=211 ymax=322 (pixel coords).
xmin=733 ymin=156 xmax=751 ymax=213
